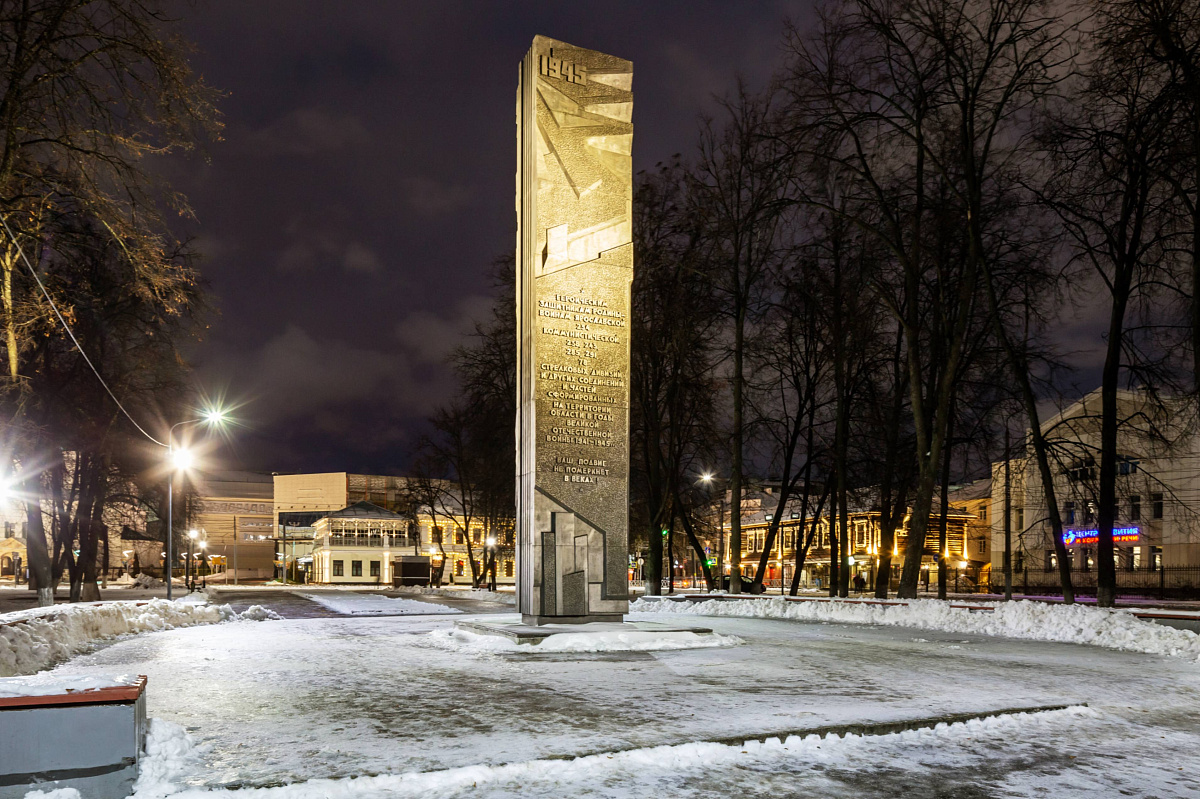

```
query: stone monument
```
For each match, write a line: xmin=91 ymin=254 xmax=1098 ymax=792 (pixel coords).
xmin=515 ymin=36 xmax=633 ymax=625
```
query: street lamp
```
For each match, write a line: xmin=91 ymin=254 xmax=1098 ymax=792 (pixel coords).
xmin=485 ymin=536 xmax=497 ymax=591
xmin=699 ymin=472 xmax=725 ymax=593
xmin=164 ymin=407 xmax=228 ymax=600
xmin=187 ymin=529 xmax=199 ymax=591
xmin=198 ymin=540 xmax=208 ymax=589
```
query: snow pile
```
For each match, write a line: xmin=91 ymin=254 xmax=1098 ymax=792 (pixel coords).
xmin=0 ymin=599 xmax=279 ymax=677
xmin=0 ymin=672 xmax=140 ymax=698
xmin=632 ymin=597 xmax=1200 ymax=660
xmin=299 ymin=592 xmax=463 ymax=616
xmin=126 ymin=705 xmax=1094 ymax=798
xmin=23 ymin=788 xmax=82 ymax=799
xmin=131 ymin=719 xmax=201 ymax=799
xmin=395 ymin=586 xmax=517 ymax=605
xmin=237 ymin=605 xmax=283 ymax=622
xmin=428 ymin=627 xmax=742 ymax=654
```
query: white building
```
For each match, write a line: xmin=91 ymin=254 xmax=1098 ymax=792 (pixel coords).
xmin=990 ymin=389 xmax=1200 ymax=594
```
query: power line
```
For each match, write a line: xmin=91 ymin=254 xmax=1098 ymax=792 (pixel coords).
xmin=0 ymin=214 xmax=167 ymax=448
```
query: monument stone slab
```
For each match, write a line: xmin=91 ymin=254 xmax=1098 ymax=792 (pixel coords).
xmin=516 ymin=36 xmax=633 ymax=625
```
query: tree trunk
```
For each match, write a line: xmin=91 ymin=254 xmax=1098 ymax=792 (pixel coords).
xmin=729 ymin=307 xmax=745 ymax=594
xmin=937 ymin=413 xmax=953 ymax=600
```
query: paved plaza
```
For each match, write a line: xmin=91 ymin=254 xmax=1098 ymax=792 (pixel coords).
xmin=33 ymin=590 xmax=1200 ymax=797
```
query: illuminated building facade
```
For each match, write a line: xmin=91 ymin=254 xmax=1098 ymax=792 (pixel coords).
xmin=991 ymin=388 xmax=1200 ymax=594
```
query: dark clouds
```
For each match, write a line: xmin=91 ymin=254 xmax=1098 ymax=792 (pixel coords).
xmin=173 ymin=0 xmax=806 ymax=474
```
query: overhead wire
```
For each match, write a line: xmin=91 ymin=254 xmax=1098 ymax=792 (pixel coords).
xmin=0 ymin=214 xmax=168 ymax=448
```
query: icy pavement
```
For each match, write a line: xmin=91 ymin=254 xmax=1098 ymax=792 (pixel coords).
xmin=41 ymin=609 xmax=1200 ymax=796
xmin=128 ymin=705 xmax=1200 ymax=799
xmin=296 ymin=592 xmax=463 ymax=616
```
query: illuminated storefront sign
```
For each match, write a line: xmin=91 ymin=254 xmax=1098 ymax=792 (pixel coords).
xmin=1062 ymin=527 xmax=1139 ymax=546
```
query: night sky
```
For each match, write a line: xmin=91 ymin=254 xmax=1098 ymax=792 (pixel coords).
xmin=171 ymin=1 xmax=805 ymax=475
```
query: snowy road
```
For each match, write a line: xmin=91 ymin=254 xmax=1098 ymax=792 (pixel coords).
xmin=48 ymin=610 xmax=1200 ymax=797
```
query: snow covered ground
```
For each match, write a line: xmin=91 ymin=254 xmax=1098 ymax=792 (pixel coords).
xmin=634 ymin=596 xmax=1200 ymax=660
xmin=393 ymin=586 xmax=516 ymax=605
xmin=297 ymin=592 xmax=464 ymax=616
xmin=28 ymin=605 xmax=1200 ymax=797
xmin=429 ymin=625 xmax=742 ymax=653
xmin=120 ymin=703 xmax=1200 ymax=799
xmin=0 ymin=599 xmax=279 ymax=677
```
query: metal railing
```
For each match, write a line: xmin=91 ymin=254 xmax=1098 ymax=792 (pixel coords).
xmin=987 ymin=566 xmax=1200 ymax=600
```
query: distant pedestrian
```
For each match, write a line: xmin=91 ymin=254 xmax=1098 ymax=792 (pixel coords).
xmin=853 ymin=573 xmax=867 ymax=593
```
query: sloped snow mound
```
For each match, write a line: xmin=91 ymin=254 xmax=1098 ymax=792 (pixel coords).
xmin=427 ymin=627 xmax=742 ymax=654
xmin=395 ymin=586 xmax=517 ymax=605
xmin=631 ymin=597 xmax=1200 ymax=661
xmin=0 ymin=599 xmax=277 ymax=677
xmin=236 ymin=605 xmax=283 ymax=622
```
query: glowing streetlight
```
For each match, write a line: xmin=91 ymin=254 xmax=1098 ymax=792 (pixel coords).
xmin=163 ymin=405 xmax=231 ymax=600
xmin=171 ymin=447 xmax=194 ymax=472
xmin=700 ymin=472 xmax=713 ymax=483
xmin=486 ymin=536 xmax=497 ymax=547
xmin=0 ymin=478 xmax=10 ymax=504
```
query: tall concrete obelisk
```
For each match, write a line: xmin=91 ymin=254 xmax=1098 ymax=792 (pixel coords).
xmin=516 ymin=36 xmax=632 ymax=624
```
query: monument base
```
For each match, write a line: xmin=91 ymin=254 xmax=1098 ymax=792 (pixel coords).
xmin=521 ymin=613 xmax=625 ymax=626
xmin=456 ymin=617 xmax=715 ymax=645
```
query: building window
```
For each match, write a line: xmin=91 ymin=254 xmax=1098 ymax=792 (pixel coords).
xmin=1081 ymin=548 xmax=1092 ymax=572
xmin=1065 ymin=502 xmax=1075 ymax=525
xmin=473 ymin=530 xmax=481 ymax=544
xmin=1152 ymin=493 xmax=1164 ymax=519
xmin=504 ymin=560 xmax=514 ymax=577
xmin=1015 ymin=508 xmax=1024 ymax=530
xmin=1014 ymin=551 xmax=1025 ymax=572
xmin=431 ymin=526 xmax=443 ymax=544
xmin=1129 ymin=496 xmax=1141 ymax=522
xmin=370 ymin=561 xmax=380 ymax=577
xmin=455 ymin=559 xmax=465 ymax=576
xmin=456 ymin=529 xmax=465 ymax=545
xmin=352 ymin=560 xmax=363 ymax=577
xmin=980 ymin=506 xmax=987 ymax=522
xmin=333 ymin=560 xmax=344 ymax=577
xmin=1045 ymin=550 xmax=1056 ymax=572
xmin=1150 ymin=546 xmax=1162 ymax=571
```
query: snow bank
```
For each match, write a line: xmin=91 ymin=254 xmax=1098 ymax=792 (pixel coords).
xmin=0 ymin=672 xmax=140 ymax=698
xmin=0 ymin=600 xmax=281 ymax=677
xmin=427 ymin=627 xmax=742 ymax=654
xmin=395 ymin=586 xmax=517 ymax=605
xmin=126 ymin=705 xmax=1094 ymax=798
xmin=298 ymin=592 xmax=463 ymax=616
xmin=632 ymin=597 xmax=1200 ymax=660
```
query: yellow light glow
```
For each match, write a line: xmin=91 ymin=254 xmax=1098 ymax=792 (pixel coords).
xmin=170 ymin=448 xmax=194 ymax=472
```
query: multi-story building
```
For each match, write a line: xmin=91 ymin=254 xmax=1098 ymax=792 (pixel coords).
xmin=990 ymin=388 xmax=1200 ymax=595
xmin=274 ymin=472 xmax=515 ymax=585
xmin=191 ymin=471 xmax=275 ymax=581
xmin=706 ymin=486 xmax=974 ymax=590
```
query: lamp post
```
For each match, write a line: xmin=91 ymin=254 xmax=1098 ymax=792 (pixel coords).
xmin=485 ymin=536 xmax=497 ymax=591
xmin=164 ymin=408 xmax=227 ymax=600
xmin=700 ymin=473 xmax=726 ymax=592
xmin=187 ymin=529 xmax=198 ymax=591
xmin=198 ymin=540 xmax=208 ymax=589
